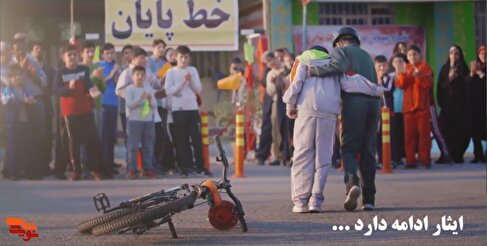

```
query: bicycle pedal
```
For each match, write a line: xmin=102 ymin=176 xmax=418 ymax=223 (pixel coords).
xmin=93 ymin=193 xmax=111 ymax=213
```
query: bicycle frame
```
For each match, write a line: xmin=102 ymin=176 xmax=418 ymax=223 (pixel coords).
xmin=93 ymin=184 xmax=189 ymax=214
xmin=83 ymin=135 xmax=247 ymax=237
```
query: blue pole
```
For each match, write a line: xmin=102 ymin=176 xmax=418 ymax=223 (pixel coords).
xmin=302 ymin=4 xmax=308 ymax=52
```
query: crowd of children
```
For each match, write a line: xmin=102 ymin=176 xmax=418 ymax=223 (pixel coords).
xmin=0 ymin=34 xmax=212 ymax=181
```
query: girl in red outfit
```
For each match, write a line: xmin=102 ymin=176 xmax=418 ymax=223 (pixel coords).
xmin=394 ymin=45 xmax=433 ymax=168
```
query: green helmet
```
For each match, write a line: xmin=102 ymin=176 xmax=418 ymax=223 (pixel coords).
xmin=332 ymin=26 xmax=360 ymax=47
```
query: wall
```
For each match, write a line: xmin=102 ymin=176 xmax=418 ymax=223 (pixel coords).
xmin=452 ymin=1 xmax=476 ymax=63
xmin=268 ymin=0 xmax=294 ymax=52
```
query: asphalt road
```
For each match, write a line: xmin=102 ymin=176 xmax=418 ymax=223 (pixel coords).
xmin=0 ymin=144 xmax=486 ymax=245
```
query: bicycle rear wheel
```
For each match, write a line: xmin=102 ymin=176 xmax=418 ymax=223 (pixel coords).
xmin=78 ymin=207 xmax=139 ymax=234
xmin=91 ymin=191 xmax=197 ymax=236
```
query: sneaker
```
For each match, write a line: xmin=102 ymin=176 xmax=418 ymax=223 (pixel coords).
xmin=344 ymin=186 xmax=361 ymax=211
xmin=257 ymin=159 xmax=265 ymax=166
xmin=362 ymin=204 xmax=375 ymax=211
xmin=308 ymin=206 xmax=322 ymax=213
xmin=292 ymin=206 xmax=309 ymax=213
xmin=127 ymin=170 xmax=137 ymax=179
xmin=143 ymin=169 xmax=157 ymax=178
xmin=91 ymin=171 xmax=104 ymax=181
xmin=69 ymin=171 xmax=82 ymax=181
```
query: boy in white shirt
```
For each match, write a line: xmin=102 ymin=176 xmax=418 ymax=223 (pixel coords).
xmin=165 ymin=45 xmax=208 ymax=177
xmin=125 ymin=66 xmax=157 ymax=179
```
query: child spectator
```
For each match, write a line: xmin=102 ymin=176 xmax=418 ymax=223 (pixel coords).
xmin=262 ymin=51 xmax=288 ymax=166
xmin=54 ymin=44 xmax=104 ymax=181
xmin=389 ymin=53 xmax=407 ymax=166
xmin=148 ymin=39 xmax=168 ymax=171
xmin=125 ymin=65 xmax=158 ymax=179
xmin=165 ymin=45 xmax=208 ymax=177
xmin=99 ymin=43 xmax=120 ymax=175
xmin=2 ymin=64 xmax=40 ymax=179
xmin=229 ymin=57 xmax=247 ymax=107
xmin=81 ymin=42 xmax=105 ymax=133
xmin=0 ymin=41 xmax=10 ymax=178
xmin=283 ymin=46 xmax=383 ymax=213
xmin=374 ymin=55 xmax=393 ymax=166
xmin=119 ymin=44 xmax=133 ymax=147
xmin=395 ymin=45 xmax=433 ymax=169
xmin=116 ymin=47 xmax=162 ymax=174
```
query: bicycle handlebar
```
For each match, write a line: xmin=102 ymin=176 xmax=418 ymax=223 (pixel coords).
xmin=214 ymin=135 xmax=229 ymax=183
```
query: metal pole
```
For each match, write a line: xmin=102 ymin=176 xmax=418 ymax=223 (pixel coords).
xmin=302 ymin=3 xmax=308 ymax=51
xmin=70 ymin=0 xmax=74 ymax=41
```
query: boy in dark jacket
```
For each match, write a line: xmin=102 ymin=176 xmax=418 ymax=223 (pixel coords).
xmin=54 ymin=44 xmax=104 ymax=181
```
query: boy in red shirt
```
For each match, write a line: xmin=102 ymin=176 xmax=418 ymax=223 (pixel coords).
xmin=54 ymin=44 xmax=104 ymax=180
xmin=394 ymin=45 xmax=433 ymax=168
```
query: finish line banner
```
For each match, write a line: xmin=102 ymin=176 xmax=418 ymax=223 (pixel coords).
xmin=105 ymin=0 xmax=238 ymax=51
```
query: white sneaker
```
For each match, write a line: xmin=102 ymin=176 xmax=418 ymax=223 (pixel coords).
xmin=362 ymin=204 xmax=375 ymax=211
xmin=292 ymin=206 xmax=309 ymax=213
xmin=308 ymin=206 xmax=322 ymax=213
xmin=344 ymin=186 xmax=361 ymax=211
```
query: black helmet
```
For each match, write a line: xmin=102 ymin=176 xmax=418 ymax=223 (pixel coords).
xmin=332 ymin=26 xmax=360 ymax=47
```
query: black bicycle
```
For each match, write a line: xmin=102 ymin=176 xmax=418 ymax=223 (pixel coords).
xmin=77 ymin=135 xmax=247 ymax=238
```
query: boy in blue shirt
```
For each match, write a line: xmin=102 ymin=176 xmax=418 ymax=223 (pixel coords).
xmin=99 ymin=43 xmax=120 ymax=175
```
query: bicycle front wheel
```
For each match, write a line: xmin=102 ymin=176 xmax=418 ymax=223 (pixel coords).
xmin=91 ymin=191 xmax=198 ymax=236
xmin=78 ymin=207 xmax=139 ymax=234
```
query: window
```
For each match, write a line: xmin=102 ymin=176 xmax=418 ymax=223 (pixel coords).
xmin=318 ymin=3 xmax=394 ymax=26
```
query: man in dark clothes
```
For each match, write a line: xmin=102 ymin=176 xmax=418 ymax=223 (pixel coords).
xmin=308 ymin=27 xmax=380 ymax=211
xmin=255 ymin=66 xmax=273 ymax=166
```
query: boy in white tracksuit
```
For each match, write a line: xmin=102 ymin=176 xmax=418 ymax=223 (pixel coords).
xmin=283 ymin=46 xmax=383 ymax=213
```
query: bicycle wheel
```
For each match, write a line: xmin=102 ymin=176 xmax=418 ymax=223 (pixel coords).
xmin=78 ymin=207 xmax=139 ymax=234
xmin=91 ymin=191 xmax=197 ymax=237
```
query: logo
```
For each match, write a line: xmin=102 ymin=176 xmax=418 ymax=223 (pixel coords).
xmin=5 ymin=217 xmax=39 ymax=242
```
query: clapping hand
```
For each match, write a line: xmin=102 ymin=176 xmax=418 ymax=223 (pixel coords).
xmin=412 ymin=66 xmax=420 ymax=76
xmin=140 ymin=91 xmax=147 ymax=100
xmin=448 ymin=67 xmax=457 ymax=81
xmin=92 ymin=67 xmax=104 ymax=80
xmin=69 ymin=79 xmax=76 ymax=90
xmin=184 ymin=72 xmax=192 ymax=84
xmin=89 ymin=87 xmax=101 ymax=98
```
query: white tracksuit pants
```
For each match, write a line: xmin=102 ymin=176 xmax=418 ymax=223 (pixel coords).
xmin=291 ymin=114 xmax=335 ymax=208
